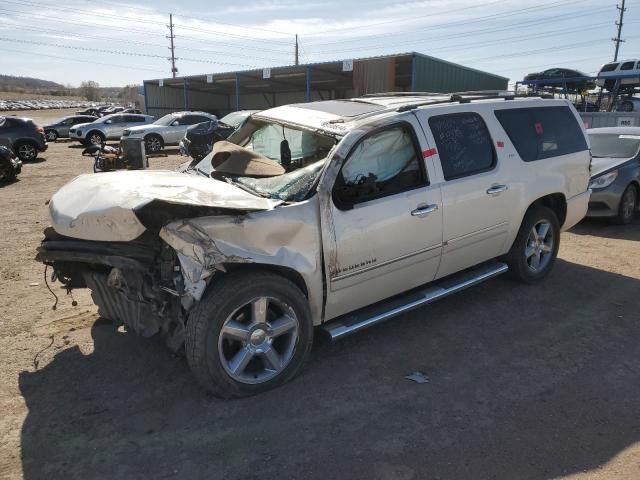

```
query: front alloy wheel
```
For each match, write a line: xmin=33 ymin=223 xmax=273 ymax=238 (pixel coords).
xmin=186 ymin=271 xmax=313 ymax=398
xmin=616 ymin=184 xmax=637 ymax=224
xmin=16 ymin=143 xmax=37 ymax=161
xmin=88 ymin=132 xmax=104 ymax=145
xmin=218 ymin=297 xmax=299 ymax=384
xmin=45 ymin=130 xmax=58 ymax=141
xmin=145 ymin=135 xmax=163 ymax=153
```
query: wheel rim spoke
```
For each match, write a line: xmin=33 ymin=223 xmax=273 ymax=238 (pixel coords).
xmin=530 ymin=253 xmax=541 ymax=270
xmin=269 ymin=315 xmax=297 ymax=338
xmin=228 ymin=347 xmax=253 ymax=375
xmin=251 ymin=297 xmax=268 ymax=325
xmin=525 ymin=245 xmax=537 ymax=259
xmin=221 ymin=320 xmax=251 ymax=342
xmin=537 ymin=222 xmax=550 ymax=240
xmin=261 ymin=346 xmax=282 ymax=372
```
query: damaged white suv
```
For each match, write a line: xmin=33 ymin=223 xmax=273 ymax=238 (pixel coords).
xmin=37 ymin=93 xmax=591 ymax=397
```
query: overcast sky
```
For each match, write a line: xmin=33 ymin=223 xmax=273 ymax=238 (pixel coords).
xmin=0 ymin=0 xmax=638 ymax=87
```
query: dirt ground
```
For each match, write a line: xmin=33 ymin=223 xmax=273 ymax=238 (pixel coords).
xmin=0 ymin=109 xmax=639 ymax=480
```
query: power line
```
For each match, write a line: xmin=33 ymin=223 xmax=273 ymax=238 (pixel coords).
xmin=303 ymin=0 xmax=588 ymax=47
xmin=0 ymin=46 xmax=166 ymax=74
xmin=305 ymin=5 xmax=614 ymax=56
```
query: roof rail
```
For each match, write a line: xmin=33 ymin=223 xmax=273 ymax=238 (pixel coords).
xmin=361 ymin=91 xmax=447 ymax=98
xmin=395 ymin=92 xmax=548 ymax=112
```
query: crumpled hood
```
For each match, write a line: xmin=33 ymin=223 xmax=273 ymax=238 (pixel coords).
xmin=49 ymin=170 xmax=281 ymax=242
xmin=591 ymin=156 xmax=634 ymax=177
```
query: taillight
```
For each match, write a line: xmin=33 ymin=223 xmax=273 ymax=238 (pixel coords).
xmin=35 ymin=127 xmax=44 ymax=134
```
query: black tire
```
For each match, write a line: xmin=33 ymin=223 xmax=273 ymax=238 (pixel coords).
xmin=45 ymin=129 xmax=58 ymax=142
xmin=144 ymin=134 xmax=164 ymax=153
xmin=14 ymin=142 xmax=38 ymax=162
xmin=186 ymin=271 xmax=313 ymax=398
xmin=506 ymin=205 xmax=560 ymax=283
xmin=0 ymin=161 xmax=17 ymax=183
xmin=87 ymin=131 xmax=105 ymax=146
xmin=615 ymin=184 xmax=637 ymax=225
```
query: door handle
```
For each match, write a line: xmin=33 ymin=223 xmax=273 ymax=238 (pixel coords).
xmin=486 ymin=184 xmax=508 ymax=195
xmin=411 ymin=204 xmax=438 ymax=217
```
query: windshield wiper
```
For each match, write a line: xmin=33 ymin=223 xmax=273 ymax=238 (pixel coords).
xmin=226 ymin=177 xmax=272 ymax=198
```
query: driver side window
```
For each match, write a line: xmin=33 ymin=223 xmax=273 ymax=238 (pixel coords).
xmin=334 ymin=124 xmax=427 ymax=208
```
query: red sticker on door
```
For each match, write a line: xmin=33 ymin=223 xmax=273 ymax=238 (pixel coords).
xmin=422 ymin=148 xmax=437 ymax=158
xmin=496 ymin=141 xmax=505 ymax=148
xmin=535 ymin=122 xmax=544 ymax=135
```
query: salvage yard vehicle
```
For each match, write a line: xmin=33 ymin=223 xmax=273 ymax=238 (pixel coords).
xmin=70 ymin=113 xmax=154 ymax=146
xmin=121 ymin=111 xmax=217 ymax=153
xmin=0 ymin=145 xmax=21 ymax=183
xmin=179 ymin=110 xmax=256 ymax=161
xmin=36 ymin=93 xmax=591 ymax=398
xmin=0 ymin=115 xmax=47 ymax=161
xmin=587 ymin=127 xmax=640 ymax=224
xmin=43 ymin=115 xmax=100 ymax=141
xmin=596 ymin=59 xmax=640 ymax=90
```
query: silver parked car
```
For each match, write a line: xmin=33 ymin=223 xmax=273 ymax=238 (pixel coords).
xmin=587 ymin=127 xmax=640 ymax=224
xmin=70 ymin=113 xmax=154 ymax=146
xmin=43 ymin=115 xmax=98 ymax=141
xmin=121 ymin=111 xmax=217 ymax=153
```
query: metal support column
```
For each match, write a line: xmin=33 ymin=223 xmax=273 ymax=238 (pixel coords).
xmin=235 ymin=73 xmax=240 ymax=111
xmin=183 ymin=79 xmax=189 ymax=110
xmin=305 ymin=66 xmax=311 ymax=102
xmin=142 ymin=82 xmax=149 ymax=114
xmin=411 ymin=54 xmax=417 ymax=92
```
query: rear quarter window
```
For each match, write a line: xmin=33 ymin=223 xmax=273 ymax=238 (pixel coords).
xmin=494 ymin=106 xmax=587 ymax=162
xmin=428 ymin=112 xmax=496 ymax=180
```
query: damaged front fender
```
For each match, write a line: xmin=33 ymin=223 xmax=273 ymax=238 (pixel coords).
xmin=160 ymin=196 xmax=324 ymax=324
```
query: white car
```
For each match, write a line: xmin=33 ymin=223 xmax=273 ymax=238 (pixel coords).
xmin=121 ymin=111 xmax=217 ymax=153
xmin=37 ymin=93 xmax=591 ymax=398
xmin=596 ymin=59 xmax=640 ymax=89
xmin=69 ymin=113 xmax=154 ymax=146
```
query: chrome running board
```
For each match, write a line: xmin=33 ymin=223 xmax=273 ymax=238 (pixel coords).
xmin=322 ymin=260 xmax=508 ymax=340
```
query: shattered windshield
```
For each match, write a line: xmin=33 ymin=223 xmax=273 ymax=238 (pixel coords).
xmin=190 ymin=119 xmax=338 ymax=201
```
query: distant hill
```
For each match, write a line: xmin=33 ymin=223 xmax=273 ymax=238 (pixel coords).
xmin=0 ymin=74 xmax=65 ymax=92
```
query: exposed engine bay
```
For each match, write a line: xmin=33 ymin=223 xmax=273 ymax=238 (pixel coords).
xmin=37 ymin=118 xmax=336 ymax=350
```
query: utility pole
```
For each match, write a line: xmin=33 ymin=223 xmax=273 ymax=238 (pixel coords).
xmin=167 ymin=13 xmax=178 ymax=78
xmin=612 ymin=0 xmax=626 ymax=61
xmin=295 ymin=34 xmax=299 ymax=66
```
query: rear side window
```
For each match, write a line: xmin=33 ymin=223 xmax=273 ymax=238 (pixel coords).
xmin=600 ymin=63 xmax=619 ymax=72
xmin=621 ymin=61 xmax=636 ymax=71
xmin=428 ymin=112 xmax=495 ymax=180
xmin=125 ymin=115 xmax=146 ymax=123
xmin=494 ymin=106 xmax=587 ymax=162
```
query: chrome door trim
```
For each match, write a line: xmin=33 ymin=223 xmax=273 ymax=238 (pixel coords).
xmin=331 ymin=243 xmax=443 ymax=282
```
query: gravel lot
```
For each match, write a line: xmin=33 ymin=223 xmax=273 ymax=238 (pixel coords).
xmin=1 ymin=109 xmax=639 ymax=480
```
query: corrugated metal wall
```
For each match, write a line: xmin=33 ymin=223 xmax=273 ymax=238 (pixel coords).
xmin=413 ymin=55 xmax=508 ymax=93
xmin=580 ymin=112 xmax=640 ymax=128
xmin=145 ymin=83 xmax=228 ymax=117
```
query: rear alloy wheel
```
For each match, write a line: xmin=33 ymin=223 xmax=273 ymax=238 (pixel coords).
xmin=186 ymin=271 xmax=313 ymax=398
xmin=87 ymin=131 xmax=105 ymax=146
xmin=15 ymin=142 xmax=37 ymax=162
xmin=144 ymin=134 xmax=163 ymax=153
xmin=616 ymin=184 xmax=637 ymax=225
xmin=45 ymin=130 xmax=58 ymax=141
xmin=507 ymin=205 xmax=560 ymax=283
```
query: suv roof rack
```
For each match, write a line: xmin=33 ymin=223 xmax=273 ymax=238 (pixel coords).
xmin=395 ymin=91 xmax=549 ymax=112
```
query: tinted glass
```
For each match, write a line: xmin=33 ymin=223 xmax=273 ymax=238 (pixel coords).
xmin=428 ymin=112 xmax=495 ymax=180
xmin=621 ymin=61 xmax=635 ymax=71
xmin=589 ymin=133 xmax=640 ymax=158
xmin=125 ymin=115 xmax=146 ymax=123
xmin=601 ymin=63 xmax=619 ymax=72
xmin=494 ymin=106 xmax=588 ymax=162
xmin=336 ymin=125 xmax=426 ymax=204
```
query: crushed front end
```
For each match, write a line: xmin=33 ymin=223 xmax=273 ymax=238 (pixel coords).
xmin=36 ymin=227 xmax=188 ymax=350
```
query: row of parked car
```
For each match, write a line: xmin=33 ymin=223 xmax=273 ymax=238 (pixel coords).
xmin=32 ymin=93 xmax=640 ymax=398
xmin=0 ymin=99 xmax=96 ymax=112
